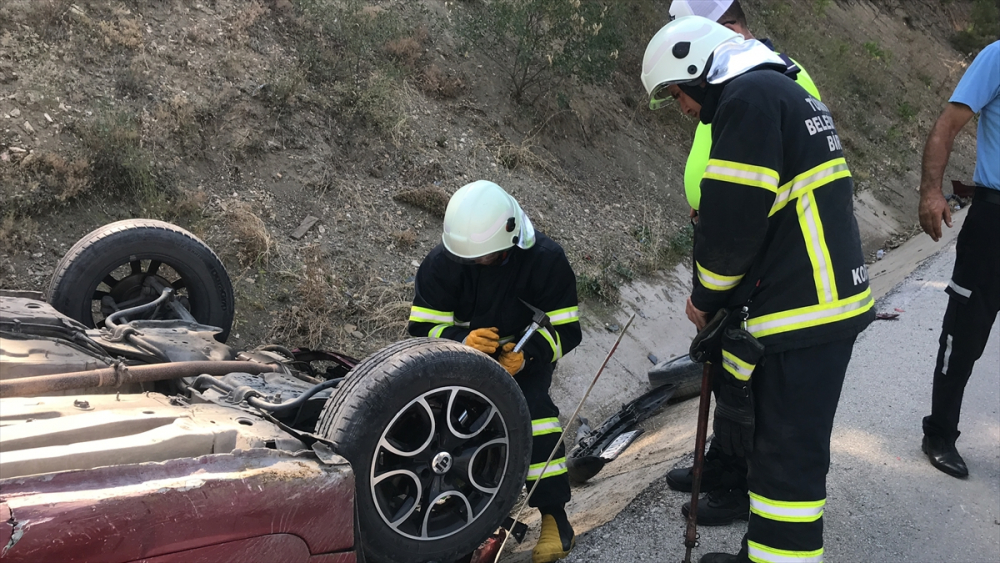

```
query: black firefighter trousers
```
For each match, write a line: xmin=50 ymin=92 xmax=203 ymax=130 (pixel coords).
xmin=923 ymin=190 xmax=1000 ymax=442
xmin=513 ymin=361 xmax=571 ymax=509
xmin=733 ymin=336 xmax=858 ymax=563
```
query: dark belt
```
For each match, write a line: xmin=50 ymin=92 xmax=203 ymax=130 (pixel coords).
xmin=976 ymin=186 xmax=1000 ymax=206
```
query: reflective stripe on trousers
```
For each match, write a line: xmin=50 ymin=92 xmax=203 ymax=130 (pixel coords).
xmin=748 ymin=542 xmax=823 ymax=563
xmin=526 ymin=457 xmax=568 ymax=480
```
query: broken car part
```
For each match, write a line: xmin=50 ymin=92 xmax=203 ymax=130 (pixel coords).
xmin=566 ymin=382 xmax=677 ymax=483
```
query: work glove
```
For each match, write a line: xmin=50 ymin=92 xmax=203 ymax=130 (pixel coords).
xmin=498 ymin=342 xmax=525 ymax=376
xmin=713 ymin=370 xmax=755 ymax=458
xmin=464 ymin=327 xmax=500 ymax=354
xmin=713 ymin=325 xmax=763 ymax=457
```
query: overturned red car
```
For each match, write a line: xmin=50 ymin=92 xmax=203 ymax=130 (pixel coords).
xmin=1 ymin=219 xmax=530 ymax=563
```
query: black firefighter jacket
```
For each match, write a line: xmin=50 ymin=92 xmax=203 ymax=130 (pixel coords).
xmin=692 ymin=67 xmax=875 ymax=353
xmin=408 ymin=233 xmax=582 ymax=367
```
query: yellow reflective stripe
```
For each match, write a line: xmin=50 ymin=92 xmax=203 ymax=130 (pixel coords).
xmin=746 ymin=289 xmax=874 ymax=338
xmin=547 ymin=306 xmax=580 ymax=326
xmin=749 ymin=492 xmax=824 ymax=523
xmin=454 ymin=319 xmax=470 ymax=328
xmin=409 ymin=306 xmax=454 ymax=324
xmin=532 ymin=417 xmax=562 ymax=436
xmin=770 ymin=158 xmax=851 ymax=216
xmin=703 ymin=159 xmax=780 ymax=193
xmin=747 ymin=541 xmax=823 ymax=563
xmin=428 ymin=324 xmax=450 ymax=338
xmin=722 ymin=350 xmax=754 ymax=381
xmin=796 ymin=193 xmax=838 ymax=304
xmin=697 ymin=261 xmax=744 ymax=292
xmin=526 ymin=457 xmax=568 ymax=480
xmin=538 ymin=327 xmax=563 ymax=362
xmin=499 ymin=335 xmax=516 ymax=345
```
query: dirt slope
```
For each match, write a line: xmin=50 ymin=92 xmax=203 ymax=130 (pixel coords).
xmin=0 ymin=0 xmax=987 ymax=359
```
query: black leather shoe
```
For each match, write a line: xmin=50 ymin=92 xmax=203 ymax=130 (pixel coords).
xmin=922 ymin=435 xmax=968 ymax=478
xmin=681 ymin=488 xmax=750 ymax=526
xmin=699 ymin=553 xmax=739 ymax=563
xmin=666 ymin=461 xmax=724 ymax=493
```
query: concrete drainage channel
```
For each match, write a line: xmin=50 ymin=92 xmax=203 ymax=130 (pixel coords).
xmin=498 ymin=211 xmax=970 ymax=561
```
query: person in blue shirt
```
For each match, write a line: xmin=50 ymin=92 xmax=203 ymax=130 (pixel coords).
xmin=918 ymin=40 xmax=1000 ymax=479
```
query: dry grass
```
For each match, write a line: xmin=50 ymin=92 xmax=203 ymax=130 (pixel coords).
xmin=479 ymin=131 xmax=561 ymax=180
xmin=0 ymin=212 xmax=37 ymax=255
xmin=140 ymin=187 xmax=208 ymax=223
xmin=419 ymin=64 xmax=466 ymax=99
xmin=391 ymin=229 xmax=417 ymax=249
xmin=393 ymin=186 xmax=451 ymax=218
xmin=96 ymin=7 xmax=144 ymax=50
xmin=225 ymin=202 xmax=274 ymax=267
xmin=268 ymin=245 xmax=411 ymax=351
xmin=28 ymin=152 xmax=91 ymax=202
xmin=227 ymin=0 xmax=269 ymax=45
xmin=0 ymin=151 xmax=91 ymax=213
xmin=385 ymin=25 xmax=428 ymax=68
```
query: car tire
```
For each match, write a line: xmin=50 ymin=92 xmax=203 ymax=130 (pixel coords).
xmin=46 ymin=219 xmax=234 ymax=341
xmin=316 ymin=338 xmax=531 ymax=563
xmin=648 ymin=354 xmax=703 ymax=401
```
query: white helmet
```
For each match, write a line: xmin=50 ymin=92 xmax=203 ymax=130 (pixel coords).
xmin=442 ymin=180 xmax=536 ymax=259
xmin=669 ymin=0 xmax=734 ymax=22
xmin=640 ymin=16 xmax=740 ymax=110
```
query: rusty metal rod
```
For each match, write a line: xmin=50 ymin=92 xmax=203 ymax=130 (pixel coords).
xmin=683 ymin=362 xmax=714 ymax=563
xmin=0 ymin=361 xmax=278 ymax=397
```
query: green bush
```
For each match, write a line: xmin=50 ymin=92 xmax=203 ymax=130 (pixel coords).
xmin=950 ymin=0 xmax=999 ymax=55
xmin=459 ymin=0 xmax=624 ymax=104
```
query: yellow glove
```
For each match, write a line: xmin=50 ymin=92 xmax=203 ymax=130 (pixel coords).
xmin=464 ymin=327 xmax=500 ymax=354
xmin=498 ymin=342 xmax=525 ymax=376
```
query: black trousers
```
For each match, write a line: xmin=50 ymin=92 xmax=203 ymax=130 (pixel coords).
xmin=513 ymin=361 xmax=571 ymax=508
xmin=924 ymin=192 xmax=1000 ymax=441
xmin=732 ymin=336 xmax=857 ymax=563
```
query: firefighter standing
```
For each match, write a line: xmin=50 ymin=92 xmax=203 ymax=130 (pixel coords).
xmin=641 ymin=17 xmax=874 ymax=563
xmin=407 ymin=180 xmax=582 ymax=563
xmin=662 ymin=0 xmax=827 ymax=528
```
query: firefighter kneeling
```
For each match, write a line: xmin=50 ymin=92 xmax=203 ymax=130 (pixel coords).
xmin=408 ymin=180 xmax=582 ymax=562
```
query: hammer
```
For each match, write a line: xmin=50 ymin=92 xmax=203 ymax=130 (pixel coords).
xmin=513 ymin=299 xmax=555 ymax=353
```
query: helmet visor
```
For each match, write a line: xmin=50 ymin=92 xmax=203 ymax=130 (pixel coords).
xmin=649 ymin=80 xmax=703 ymax=110
xmin=648 ymin=82 xmax=675 ymax=110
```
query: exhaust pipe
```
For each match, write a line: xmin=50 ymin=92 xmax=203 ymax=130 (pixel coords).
xmin=0 ymin=361 xmax=278 ymax=398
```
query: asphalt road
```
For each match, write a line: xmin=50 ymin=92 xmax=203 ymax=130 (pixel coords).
xmin=564 ymin=239 xmax=1000 ymax=562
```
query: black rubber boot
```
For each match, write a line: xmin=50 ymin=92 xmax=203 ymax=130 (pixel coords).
xmin=699 ymin=535 xmax=749 ymax=562
xmin=666 ymin=463 xmax=724 ymax=493
xmin=667 ymin=442 xmax=746 ymax=493
xmin=681 ymin=488 xmax=750 ymax=526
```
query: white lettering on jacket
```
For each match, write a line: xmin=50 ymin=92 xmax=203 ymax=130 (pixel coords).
xmin=805 ymin=114 xmax=836 ymax=135
xmin=803 ymin=97 xmax=842 ymax=152
xmin=851 ymin=265 xmax=868 ymax=286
